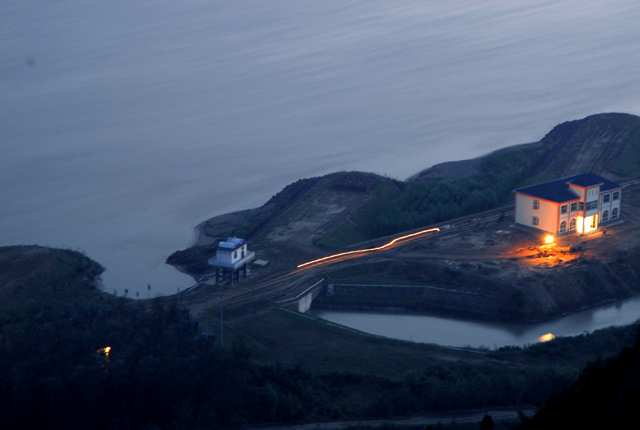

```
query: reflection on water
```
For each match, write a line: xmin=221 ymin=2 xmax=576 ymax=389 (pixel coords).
xmin=307 ymin=296 xmax=640 ymax=348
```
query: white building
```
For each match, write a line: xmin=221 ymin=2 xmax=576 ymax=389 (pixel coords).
xmin=208 ymin=237 xmax=255 ymax=285
xmin=513 ymin=173 xmax=623 ymax=236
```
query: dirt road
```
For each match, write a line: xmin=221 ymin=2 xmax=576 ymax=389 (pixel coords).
xmin=245 ymin=409 xmax=533 ymax=430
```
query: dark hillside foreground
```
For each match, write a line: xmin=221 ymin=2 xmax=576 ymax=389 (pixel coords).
xmin=516 ymin=326 xmax=640 ymax=430
xmin=3 ymin=245 xmax=640 ymax=429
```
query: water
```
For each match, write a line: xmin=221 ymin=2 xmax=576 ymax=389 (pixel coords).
xmin=308 ymin=296 xmax=640 ymax=348
xmin=2 ymin=0 xmax=640 ymax=298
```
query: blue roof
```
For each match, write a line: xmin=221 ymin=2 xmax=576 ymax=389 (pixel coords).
xmin=514 ymin=173 xmax=622 ymax=203
xmin=216 ymin=238 xmax=245 ymax=251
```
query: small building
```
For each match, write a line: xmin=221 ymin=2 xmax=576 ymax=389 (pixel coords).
xmin=513 ymin=172 xmax=623 ymax=236
xmin=208 ymin=237 xmax=255 ymax=286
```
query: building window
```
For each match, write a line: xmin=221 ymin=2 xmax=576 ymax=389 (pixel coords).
xmin=532 ymin=200 xmax=539 ymax=210
xmin=579 ymin=202 xmax=584 ymax=211
xmin=560 ymin=221 xmax=567 ymax=232
xmin=532 ymin=216 xmax=539 ymax=226
xmin=233 ymin=251 xmax=237 ymax=259
xmin=570 ymin=202 xmax=577 ymax=212
xmin=602 ymin=210 xmax=609 ymax=222
xmin=570 ymin=219 xmax=576 ymax=231
xmin=586 ymin=201 xmax=598 ymax=211
xmin=603 ymin=194 xmax=610 ymax=203
xmin=613 ymin=191 xmax=620 ymax=200
xmin=561 ymin=205 xmax=567 ymax=214
xmin=612 ymin=208 xmax=619 ymax=219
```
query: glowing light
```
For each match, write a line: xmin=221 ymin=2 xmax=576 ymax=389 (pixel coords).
xmin=539 ymin=333 xmax=555 ymax=342
xmin=585 ymin=215 xmax=598 ymax=233
xmin=578 ymin=215 xmax=598 ymax=234
xmin=98 ymin=346 xmax=111 ymax=357
xmin=297 ymin=228 xmax=440 ymax=268
xmin=544 ymin=235 xmax=554 ymax=244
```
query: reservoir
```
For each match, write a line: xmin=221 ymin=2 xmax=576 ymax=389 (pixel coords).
xmin=307 ymin=295 xmax=640 ymax=348
xmin=3 ymin=1 xmax=640 ymax=297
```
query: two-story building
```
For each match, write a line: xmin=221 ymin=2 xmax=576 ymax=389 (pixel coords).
xmin=513 ymin=172 xmax=622 ymax=236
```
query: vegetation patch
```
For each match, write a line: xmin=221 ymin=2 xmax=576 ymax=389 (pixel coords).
xmin=320 ymin=141 xmax=552 ymax=245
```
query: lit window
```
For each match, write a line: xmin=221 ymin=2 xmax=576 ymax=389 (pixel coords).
xmin=533 ymin=200 xmax=539 ymax=210
xmin=602 ymin=210 xmax=609 ymax=222
xmin=570 ymin=219 xmax=576 ymax=231
xmin=561 ymin=205 xmax=567 ymax=214
xmin=560 ymin=221 xmax=567 ymax=232
xmin=612 ymin=208 xmax=619 ymax=219
xmin=570 ymin=202 xmax=577 ymax=212
xmin=532 ymin=216 xmax=539 ymax=226
xmin=603 ymin=194 xmax=610 ymax=203
xmin=613 ymin=191 xmax=620 ymax=201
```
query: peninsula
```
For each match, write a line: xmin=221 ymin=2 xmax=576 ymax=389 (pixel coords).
xmin=169 ymin=113 xmax=640 ymax=323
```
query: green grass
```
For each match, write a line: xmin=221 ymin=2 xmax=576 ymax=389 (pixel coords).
xmin=213 ymin=305 xmax=640 ymax=378
xmin=614 ymin=129 xmax=640 ymax=175
xmin=215 ymin=307 xmax=476 ymax=377
xmin=0 ymin=246 xmax=116 ymax=331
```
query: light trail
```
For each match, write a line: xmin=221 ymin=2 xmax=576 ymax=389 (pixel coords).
xmin=297 ymin=228 xmax=440 ymax=268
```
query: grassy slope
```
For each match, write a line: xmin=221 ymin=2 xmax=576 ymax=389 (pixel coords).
xmin=2 ymin=240 xmax=640 ymax=422
xmin=0 ymin=245 xmax=114 ymax=330
xmin=208 ymin=304 xmax=640 ymax=415
xmin=222 ymin=307 xmax=475 ymax=378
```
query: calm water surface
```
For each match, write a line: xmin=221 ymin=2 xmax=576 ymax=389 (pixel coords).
xmin=308 ymin=296 xmax=640 ymax=348
xmin=2 ymin=1 xmax=640 ymax=297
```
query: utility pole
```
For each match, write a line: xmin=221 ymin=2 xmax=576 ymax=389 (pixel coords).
xmin=219 ymin=294 xmax=228 ymax=347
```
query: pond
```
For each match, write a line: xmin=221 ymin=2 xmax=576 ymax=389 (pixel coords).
xmin=307 ymin=296 xmax=640 ymax=348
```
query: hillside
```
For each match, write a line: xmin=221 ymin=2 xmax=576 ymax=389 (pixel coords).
xmin=0 ymin=245 xmax=109 ymax=328
xmin=517 ymin=325 xmax=640 ymax=430
xmin=167 ymin=113 xmax=640 ymax=323
xmin=4 ymin=245 xmax=640 ymax=429
xmin=413 ymin=112 xmax=640 ymax=184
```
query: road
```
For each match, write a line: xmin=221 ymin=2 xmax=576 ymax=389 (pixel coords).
xmin=245 ymin=409 xmax=534 ymax=430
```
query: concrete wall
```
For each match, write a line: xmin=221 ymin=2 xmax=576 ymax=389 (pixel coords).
xmin=298 ymin=292 xmax=313 ymax=313
xmin=314 ymin=283 xmax=504 ymax=317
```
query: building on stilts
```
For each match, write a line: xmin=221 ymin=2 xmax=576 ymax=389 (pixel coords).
xmin=208 ymin=237 xmax=255 ymax=286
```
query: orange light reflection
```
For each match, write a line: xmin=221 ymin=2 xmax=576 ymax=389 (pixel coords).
xmin=539 ymin=333 xmax=555 ymax=342
xmin=297 ymin=228 xmax=440 ymax=268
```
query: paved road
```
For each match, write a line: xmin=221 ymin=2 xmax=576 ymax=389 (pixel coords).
xmin=245 ymin=409 xmax=534 ymax=430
